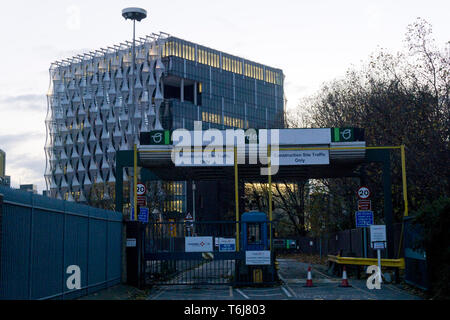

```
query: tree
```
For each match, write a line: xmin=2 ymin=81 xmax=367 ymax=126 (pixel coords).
xmin=413 ymin=197 xmax=450 ymax=299
xmin=244 ymin=181 xmax=310 ymax=237
xmin=295 ymin=18 xmax=449 ymax=226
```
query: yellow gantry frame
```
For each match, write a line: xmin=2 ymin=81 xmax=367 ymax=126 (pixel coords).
xmin=231 ymin=144 xmax=409 ymax=253
xmin=268 ymin=145 xmax=273 ymax=250
xmin=327 ymin=255 xmax=405 ymax=269
xmin=234 ymin=146 xmax=240 ymax=251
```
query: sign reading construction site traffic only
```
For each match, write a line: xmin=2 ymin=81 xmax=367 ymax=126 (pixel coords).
xmin=271 ymin=150 xmax=330 ymax=165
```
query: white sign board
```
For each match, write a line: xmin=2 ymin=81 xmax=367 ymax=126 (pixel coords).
xmin=185 ymin=236 xmax=213 ymax=252
xmin=277 ymin=129 xmax=331 ymax=145
xmin=245 ymin=250 xmax=271 ymax=265
xmin=370 ymin=225 xmax=386 ymax=249
xmin=271 ymin=150 xmax=330 ymax=166
xmin=175 ymin=150 xmax=235 ymax=167
xmin=373 ymin=242 xmax=386 ymax=249
xmin=370 ymin=225 xmax=386 ymax=242
xmin=126 ymin=238 xmax=136 ymax=247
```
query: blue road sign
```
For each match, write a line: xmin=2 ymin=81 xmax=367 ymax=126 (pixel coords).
xmin=138 ymin=207 xmax=149 ymax=223
xmin=355 ymin=210 xmax=374 ymax=228
xmin=218 ymin=238 xmax=236 ymax=252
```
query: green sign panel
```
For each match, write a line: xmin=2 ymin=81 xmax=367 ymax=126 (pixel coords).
xmin=332 ymin=128 xmax=354 ymax=142
xmin=141 ymin=130 xmax=171 ymax=145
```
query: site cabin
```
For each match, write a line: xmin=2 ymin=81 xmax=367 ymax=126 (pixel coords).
xmin=237 ymin=211 xmax=278 ymax=284
xmin=241 ymin=211 xmax=269 ymax=251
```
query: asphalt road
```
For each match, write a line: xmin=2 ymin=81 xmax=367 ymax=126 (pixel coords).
xmin=146 ymin=258 xmax=421 ymax=300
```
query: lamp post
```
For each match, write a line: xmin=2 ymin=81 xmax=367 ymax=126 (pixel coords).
xmin=122 ymin=7 xmax=147 ymax=144
xmin=122 ymin=7 xmax=147 ymax=219
xmin=192 ymin=181 xmax=196 ymax=235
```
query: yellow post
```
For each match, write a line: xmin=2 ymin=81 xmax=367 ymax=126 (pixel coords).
xmin=268 ymin=145 xmax=272 ymax=251
xmin=401 ymin=145 xmax=408 ymax=217
xmin=234 ymin=146 xmax=240 ymax=252
xmin=133 ymin=143 xmax=138 ymax=221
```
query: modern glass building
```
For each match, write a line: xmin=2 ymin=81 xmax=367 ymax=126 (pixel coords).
xmin=44 ymin=32 xmax=285 ymax=215
xmin=159 ymin=36 xmax=284 ymax=131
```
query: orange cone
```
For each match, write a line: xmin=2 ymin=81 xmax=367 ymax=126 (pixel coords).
xmin=304 ymin=265 xmax=314 ymax=287
xmin=339 ymin=266 xmax=352 ymax=287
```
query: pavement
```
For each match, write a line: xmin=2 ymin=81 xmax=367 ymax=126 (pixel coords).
xmin=78 ymin=284 xmax=149 ymax=300
xmin=79 ymin=257 xmax=423 ymax=300
xmin=276 ymin=259 xmax=422 ymax=300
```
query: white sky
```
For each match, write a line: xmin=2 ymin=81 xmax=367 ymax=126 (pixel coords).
xmin=0 ymin=0 xmax=448 ymax=193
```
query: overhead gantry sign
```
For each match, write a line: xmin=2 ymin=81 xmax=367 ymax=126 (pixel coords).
xmin=115 ymin=127 xmax=409 ymax=259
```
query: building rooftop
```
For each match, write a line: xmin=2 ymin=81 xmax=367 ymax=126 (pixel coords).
xmin=50 ymin=32 xmax=284 ymax=86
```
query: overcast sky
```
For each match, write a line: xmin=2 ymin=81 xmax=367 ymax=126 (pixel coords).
xmin=0 ymin=0 xmax=448 ymax=193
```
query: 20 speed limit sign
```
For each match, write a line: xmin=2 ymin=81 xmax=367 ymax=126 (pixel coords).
xmin=136 ymin=183 xmax=146 ymax=196
xmin=357 ymin=186 xmax=371 ymax=199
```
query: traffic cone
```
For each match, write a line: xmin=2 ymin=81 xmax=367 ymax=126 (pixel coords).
xmin=339 ymin=266 xmax=352 ymax=287
xmin=304 ymin=265 xmax=314 ymax=287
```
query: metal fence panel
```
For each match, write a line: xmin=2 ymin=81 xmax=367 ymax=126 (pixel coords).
xmin=63 ymin=214 xmax=89 ymax=300
xmin=30 ymin=208 xmax=64 ymax=299
xmin=0 ymin=186 xmax=123 ymax=300
xmin=87 ymin=214 xmax=108 ymax=294
xmin=1 ymin=201 xmax=31 ymax=299
xmin=107 ymin=220 xmax=123 ymax=284
xmin=403 ymin=217 xmax=429 ymax=290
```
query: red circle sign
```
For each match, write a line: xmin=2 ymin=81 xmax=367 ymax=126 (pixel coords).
xmin=136 ymin=183 xmax=146 ymax=196
xmin=357 ymin=186 xmax=371 ymax=199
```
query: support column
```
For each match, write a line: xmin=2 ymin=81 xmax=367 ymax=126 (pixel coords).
xmin=194 ymin=81 xmax=197 ymax=106
xmin=234 ymin=146 xmax=239 ymax=252
xmin=125 ymin=221 xmax=145 ymax=288
xmin=115 ymin=150 xmax=134 ymax=213
xmin=366 ymin=149 xmax=395 ymax=259
xmin=359 ymin=165 xmax=368 ymax=258
xmin=180 ymin=78 xmax=184 ymax=102
xmin=268 ymin=145 xmax=272 ymax=251
xmin=115 ymin=160 xmax=124 ymax=213
xmin=382 ymin=151 xmax=395 ymax=259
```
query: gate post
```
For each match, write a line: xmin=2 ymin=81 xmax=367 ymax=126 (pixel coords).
xmin=125 ymin=221 xmax=145 ymax=289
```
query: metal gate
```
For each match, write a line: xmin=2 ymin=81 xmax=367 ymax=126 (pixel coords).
xmin=144 ymin=221 xmax=243 ymax=285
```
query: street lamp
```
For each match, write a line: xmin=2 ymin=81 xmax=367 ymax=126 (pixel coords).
xmin=122 ymin=7 xmax=147 ymax=143
xmin=122 ymin=7 xmax=147 ymax=220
